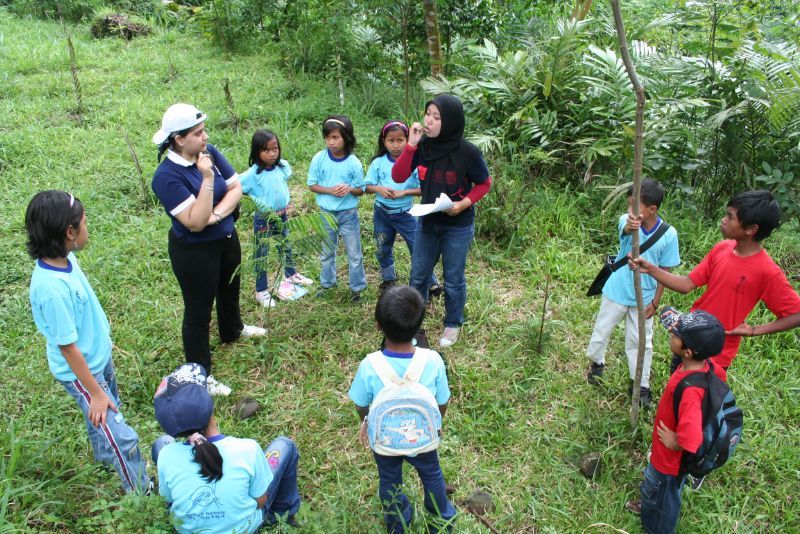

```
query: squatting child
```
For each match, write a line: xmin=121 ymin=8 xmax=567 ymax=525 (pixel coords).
xmin=307 ymin=115 xmax=367 ymax=302
xmin=152 ymin=363 xmax=301 ymax=532
xmin=586 ymin=179 xmax=680 ymax=406
xmin=348 ymin=285 xmax=456 ymax=533
xmin=240 ymin=129 xmax=313 ymax=308
xmin=631 ymin=190 xmax=800 ymax=381
xmin=26 ymin=190 xmax=149 ymax=493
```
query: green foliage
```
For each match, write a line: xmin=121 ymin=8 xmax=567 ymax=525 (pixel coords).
xmin=2 ymin=7 xmax=800 ymax=533
xmin=3 ymin=0 xmax=104 ymax=22
xmin=426 ymin=3 xmax=799 ymax=230
xmin=1 ymin=0 xmax=166 ymax=22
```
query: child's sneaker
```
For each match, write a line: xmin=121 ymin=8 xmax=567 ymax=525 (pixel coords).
xmin=255 ymin=290 xmax=276 ymax=308
xmin=428 ymin=283 xmax=443 ymax=298
xmin=241 ymin=324 xmax=266 ymax=337
xmin=587 ymin=362 xmax=605 ymax=385
xmin=206 ymin=375 xmax=232 ymax=396
xmin=350 ymin=290 xmax=362 ymax=303
xmin=624 ymin=499 xmax=642 ymax=515
xmin=286 ymin=273 xmax=313 ymax=286
xmin=688 ymin=474 xmax=706 ymax=490
xmin=639 ymin=387 xmax=652 ymax=409
xmin=378 ymin=280 xmax=396 ymax=296
xmin=439 ymin=326 xmax=460 ymax=347
xmin=314 ymin=286 xmax=332 ymax=298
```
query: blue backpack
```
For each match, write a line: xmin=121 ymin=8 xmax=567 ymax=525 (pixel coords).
xmin=672 ymin=363 xmax=743 ymax=477
xmin=366 ymin=349 xmax=442 ymax=457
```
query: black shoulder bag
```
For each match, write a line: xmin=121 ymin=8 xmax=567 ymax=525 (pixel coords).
xmin=586 ymin=222 xmax=671 ymax=297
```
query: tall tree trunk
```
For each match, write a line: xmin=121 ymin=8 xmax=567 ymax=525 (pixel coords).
xmin=422 ymin=0 xmax=443 ymax=76
xmin=402 ymin=3 xmax=410 ymax=115
xmin=572 ymin=0 xmax=594 ymax=21
xmin=610 ymin=0 xmax=646 ymax=428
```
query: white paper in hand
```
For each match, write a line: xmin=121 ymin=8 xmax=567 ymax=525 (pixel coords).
xmin=408 ymin=193 xmax=454 ymax=217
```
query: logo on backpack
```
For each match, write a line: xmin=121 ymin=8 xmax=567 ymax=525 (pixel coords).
xmin=366 ymin=349 xmax=442 ymax=457
xmin=673 ymin=363 xmax=743 ymax=477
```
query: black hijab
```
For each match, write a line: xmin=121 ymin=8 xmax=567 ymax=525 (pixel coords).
xmin=419 ymin=94 xmax=465 ymax=164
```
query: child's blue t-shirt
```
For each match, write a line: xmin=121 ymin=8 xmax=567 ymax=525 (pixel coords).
xmin=157 ymin=435 xmax=273 ymax=534
xmin=365 ymin=154 xmax=420 ymax=211
xmin=603 ymin=214 xmax=681 ymax=307
xmin=348 ymin=348 xmax=451 ymax=407
xmin=306 ymin=149 xmax=365 ymax=212
xmin=239 ymin=160 xmax=292 ymax=212
xmin=29 ymin=253 xmax=112 ymax=381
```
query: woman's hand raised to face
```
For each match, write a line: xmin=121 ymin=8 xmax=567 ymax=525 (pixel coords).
xmin=197 ymin=151 xmax=214 ymax=179
xmin=408 ymin=122 xmax=424 ymax=147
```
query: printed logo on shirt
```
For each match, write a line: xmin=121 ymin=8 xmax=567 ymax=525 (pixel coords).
xmin=445 ymin=170 xmax=457 ymax=185
xmin=732 ymin=275 xmax=747 ymax=294
xmin=190 ymin=483 xmax=223 ymax=508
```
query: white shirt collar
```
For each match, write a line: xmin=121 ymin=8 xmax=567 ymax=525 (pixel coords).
xmin=167 ymin=150 xmax=195 ymax=167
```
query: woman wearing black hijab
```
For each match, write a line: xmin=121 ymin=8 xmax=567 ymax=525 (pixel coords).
xmin=392 ymin=94 xmax=492 ymax=347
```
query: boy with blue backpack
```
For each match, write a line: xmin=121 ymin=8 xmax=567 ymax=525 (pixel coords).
xmin=348 ymin=285 xmax=456 ymax=533
xmin=626 ymin=307 xmax=742 ymax=533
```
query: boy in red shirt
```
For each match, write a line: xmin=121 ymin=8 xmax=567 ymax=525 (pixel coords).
xmin=627 ymin=308 xmax=726 ymax=533
xmin=631 ymin=190 xmax=800 ymax=380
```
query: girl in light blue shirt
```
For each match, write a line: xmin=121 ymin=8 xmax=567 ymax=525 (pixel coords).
xmin=306 ymin=115 xmax=367 ymax=300
xmin=26 ymin=190 xmax=149 ymax=494
xmin=366 ymin=120 xmax=440 ymax=294
xmin=240 ymin=130 xmax=313 ymax=307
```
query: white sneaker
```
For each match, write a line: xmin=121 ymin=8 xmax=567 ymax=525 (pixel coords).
xmin=241 ymin=324 xmax=266 ymax=337
xmin=206 ymin=375 xmax=232 ymax=396
xmin=286 ymin=273 xmax=314 ymax=286
xmin=255 ymin=290 xmax=276 ymax=308
xmin=439 ymin=327 xmax=460 ymax=347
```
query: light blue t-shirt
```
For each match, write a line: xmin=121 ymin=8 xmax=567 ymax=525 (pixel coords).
xmin=603 ymin=214 xmax=681 ymax=307
xmin=365 ymin=154 xmax=420 ymax=211
xmin=348 ymin=348 xmax=451 ymax=407
xmin=157 ymin=435 xmax=273 ymax=534
xmin=306 ymin=149 xmax=365 ymax=212
xmin=29 ymin=253 xmax=112 ymax=381
xmin=239 ymin=160 xmax=292 ymax=212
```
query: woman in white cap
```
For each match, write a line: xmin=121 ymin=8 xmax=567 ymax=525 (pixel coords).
xmin=152 ymin=103 xmax=265 ymax=396
xmin=152 ymin=363 xmax=301 ymax=532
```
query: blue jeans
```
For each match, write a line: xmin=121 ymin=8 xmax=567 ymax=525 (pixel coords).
xmin=409 ymin=221 xmax=474 ymax=327
xmin=319 ymin=207 xmax=367 ymax=291
xmin=151 ymin=436 xmax=302 ymax=526
xmin=374 ymin=204 xmax=439 ymax=286
xmin=60 ymin=359 xmax=149 ymax=494
xmin=640 ymin=462 xmax=687 ymax=534
xmin=254 ymin=212 xmax=296 ymax=292
xmin=373 ymin=450 xmax=456 ymax=534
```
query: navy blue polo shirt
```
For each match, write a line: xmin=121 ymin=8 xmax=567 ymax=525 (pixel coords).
xmin=152 ymin=144 xmax=239 ymax=243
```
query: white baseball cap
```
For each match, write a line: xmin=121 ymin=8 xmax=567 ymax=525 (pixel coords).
xmin=152 ymin=103 xmax=207 ymax=145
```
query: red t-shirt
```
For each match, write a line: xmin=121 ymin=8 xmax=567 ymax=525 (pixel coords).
xmin=651 ymin=363 xmax=707 ymax=476
xmin=689 ymin=240 xmax=800 ymax=375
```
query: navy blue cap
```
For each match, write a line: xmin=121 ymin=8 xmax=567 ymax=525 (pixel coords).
xmin=659 ymin=306 xmax=725 ymax=359
xmin=154 ymin=363 xmax=214 ymax=437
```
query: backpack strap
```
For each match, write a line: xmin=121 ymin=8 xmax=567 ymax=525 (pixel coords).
xmin=672 ymin=369 xmax=709 ymax=421
xmin=402 ymin=349 xmax=431 ymax=383
xmin=367 ymin=351 xmax=403 ymax=388
xmin=610 ymin=221 xmax=671 ymax=272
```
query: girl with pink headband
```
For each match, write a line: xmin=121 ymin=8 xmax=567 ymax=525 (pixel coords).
xmin=366 ymin=120 xmax=440 ymax=297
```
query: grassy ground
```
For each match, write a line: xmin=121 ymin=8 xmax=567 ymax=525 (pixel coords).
xmin=2 ymin=12 xmax=800 ymax=533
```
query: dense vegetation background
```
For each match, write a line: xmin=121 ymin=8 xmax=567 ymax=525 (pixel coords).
xmin=1 ymin=0 xmax=798 ymax=531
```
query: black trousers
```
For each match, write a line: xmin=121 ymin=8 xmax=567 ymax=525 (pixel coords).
xmin=168 ymin=229 xmax=243 ymax=373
